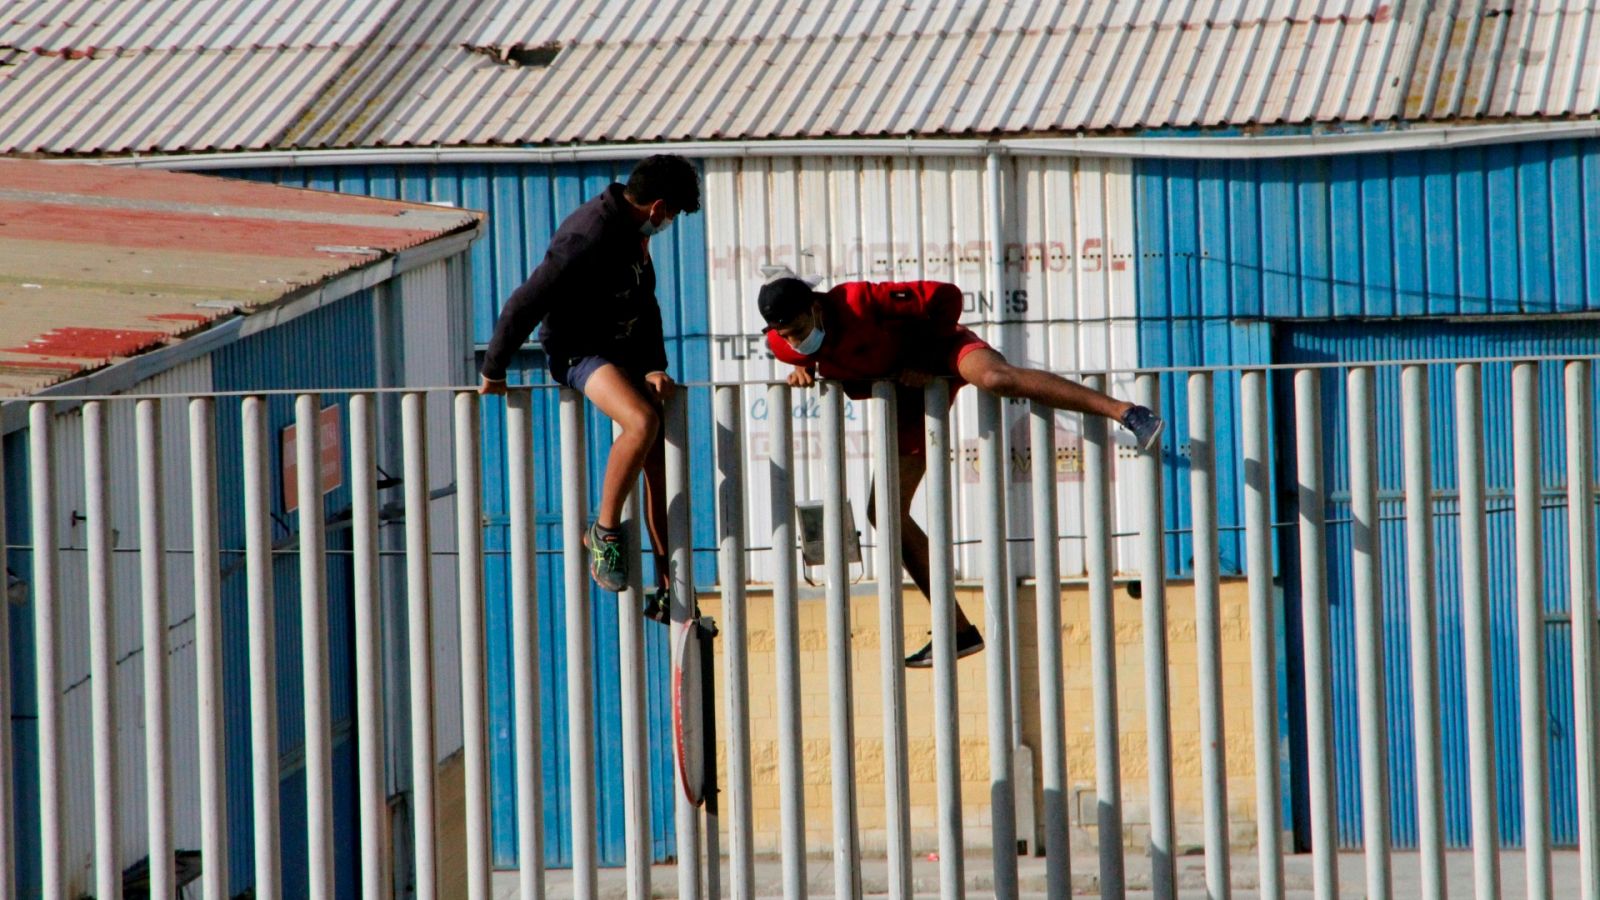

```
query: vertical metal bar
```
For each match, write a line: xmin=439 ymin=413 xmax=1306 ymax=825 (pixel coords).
xmin=665 ymin=394 xmax=698 ymax=900
xmin=294 ymin=394 xmax=334 ymax=900
xmin=1029 ymin=399 xmax=1071 ymax=898
xmin=924 ymin=380 xmax=965 ymax=900
xmin=401 ymin=392 xmax=438 ymax=900
xmin=190 ymin=397 xmax=228 ymax=900
xmin=619 ymin=441 xmax=651 ymax=900
xmin=23 ymin=402 xmax=62 ymax=900
xmin=715 ymin=385 xmax=756 ymax=898
xmin=0 ymin=405 xmax=12 ymax=900
xmin=136 ymin=398 xmax=175 ymax=900
xmin=1188 ymin=372 xmax=1231 ymax=900
xmin=1567 ymin=360 xmax=1600 ymax=900
xmin=1348 ymin=366 xmax=1393 ymax=900
xmin=243 ymin=396 xmax=282 ymax=900
xmin=1240 ymin=371 xmax=1283 ymax=900
xmin=1083 ymin=374 xmax=1124 ymax=899
xmin=1293 ymin=368 xmax=1339 ymax=900
xmin=819 ymin=381 xmax=861 ymax=899
xmin=1456 ymin=363 xmax=1501 ymax=900
xmin=84 ymin=402 xmax=119 ymax=900
xmin=559 ymin=389 xmax=597 ymax=900
xmin=871 ymin=382 xmax=913 ymax=899
xmin=977 ymin=390 xmax=1018 ymax=896
xmin=1402 ymin=366 xmax=1446 ymax=900
xmin=1134 ymin=373 xmax=1175 ymax=899
xmin=454 ymin=392 xmax=491 ymax=900
xmin=1513 ymin=360 xmax=1551 ymax=900
xmin=28 ymin=402 xmax=61 ymax=900
xmin=350 ymin=395 xmax=388 ymax=900
xmin=768 ymin=384 xmax=807 ymax=900
xmin=506 ymin=390 xmax=546 ymax=899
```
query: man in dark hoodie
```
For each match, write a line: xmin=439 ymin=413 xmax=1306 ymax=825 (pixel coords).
xmin=758 ymin=276 xmax=1163 ymax=666
xmin=480 ymin=155 xmax=700 ymax=612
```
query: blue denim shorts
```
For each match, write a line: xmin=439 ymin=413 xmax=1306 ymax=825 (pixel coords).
xmin=551 ymin=355 xmax=649 ymax=394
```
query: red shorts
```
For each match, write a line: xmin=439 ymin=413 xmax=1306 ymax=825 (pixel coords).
xmin=894 ymin=327 xmax=993 ymax=456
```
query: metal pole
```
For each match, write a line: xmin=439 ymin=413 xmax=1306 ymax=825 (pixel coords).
xmin=978 ymin=390 xmax=1019 ymax=896
xmin=559 ymin=389 xmax=598 ymax=900
xmin=84 ymin=402 xmax=120 ymax=900
xmin=1240 ymin=371 xmax=1282 ymax=900
xmin=716 ymin=385 xmax=756 ymax=898
xmin=619 ymin=447 xmax=651 ymax=900
xmin=28 ymin=402 xmax=62 ymax=900
xmin=1029 ymin=399 xmax=1071 ymax=898
xmin=1348 ymin=366 xmax=1393 ymax=900
xmin=925 ymin=380 xmax=965 ymax=900
xmin=190 ymin=396 xmax=228 ymax=900
xmin=136 ymin=398 xmax=176 ymax=900
xmin=1512 ymin=361 xmax=1551 ymax=900
xmin=666 ymin=394 xmax=699 ymax=900
xmin=871 ymin=382 xmax=913 ymax=899
xmin=1083 ymin=374 xmax=1124 ymax=899
xmin=351 ymin=395 xmax=388 ymax=899
xmin=820 ymin=381 xmax=862 ymax=899
xmin=1293 ymin=368 xmax=1339 ymax=900
xmin=1134 ymin=373 xmax=1175 ymax=899
xmin=1567 ymin=360 xmax=1600 ymax=900
xmin=1188 ymin=372 xmax=1232 ymax=900
xmin=1401 ymin=366 xmax=1446 ymax=900
xmin=1456 ymin=363 xmax=1501 ymax=900
xmin=294 ymin=394 xmax=334 ymax=900
xmin=454 ymin=392 xmax=491 ymax=900
xmin=768 ymin=384 xmax=808 ymax=899
xmin=0 ymin=406 xmax=12 ymax=900
xmin=506 ymin=390 xmax=546 ymax=899
xmin=401 ymin=392 xmax=438 ymax=900
xmin=243 ymin=396 xmax=282 ymax=900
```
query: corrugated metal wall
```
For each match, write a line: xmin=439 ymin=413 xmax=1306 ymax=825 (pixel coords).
xmin=704 ymin=154 xmax=1144 ymax=583
xmin=211 ymin=294 xmax=379 ymax=897
xmin=1135 ymin=137 xmax=1600 ymax=851
xmin=223 ymin=161 xmax=704 ymax=866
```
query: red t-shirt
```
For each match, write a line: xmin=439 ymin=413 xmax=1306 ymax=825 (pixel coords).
xmin=766 ymin=280 xmax=967 ymax=397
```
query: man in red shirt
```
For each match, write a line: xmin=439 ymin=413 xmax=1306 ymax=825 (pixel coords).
xmin=759 ymin=277 xmax=1163 ymax=666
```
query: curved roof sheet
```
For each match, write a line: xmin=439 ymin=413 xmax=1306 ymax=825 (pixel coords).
xmin=3 ymin=0 xmax=1599 ymax=155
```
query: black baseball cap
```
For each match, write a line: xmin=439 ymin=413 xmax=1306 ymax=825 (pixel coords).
xmin=757 ymin=278 xmax=818 ymax=326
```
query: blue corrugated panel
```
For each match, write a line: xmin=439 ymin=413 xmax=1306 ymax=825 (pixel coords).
xmin=1137 ymin=139 xmax=1600 ymax=852
xmin=4 ymin=431 xmax=41 ymax=898
xmin=211 ymin=294 xmax=376 ymax=895
xmin=1275 ymin=322 xmax=1600 ymax=852
xmin=213 ymin=159 xmax=714 ymax=867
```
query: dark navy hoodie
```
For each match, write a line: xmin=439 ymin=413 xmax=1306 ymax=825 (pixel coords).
xmin=481 ymin=183 xmax=668 ymax=381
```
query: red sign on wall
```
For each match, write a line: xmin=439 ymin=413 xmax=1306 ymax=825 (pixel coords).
xmin=281 ymin=404 xmax=344 ymax=513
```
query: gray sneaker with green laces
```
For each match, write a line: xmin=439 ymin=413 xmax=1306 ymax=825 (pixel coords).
xmin=584 ymin=522 xmax=628 ymax=592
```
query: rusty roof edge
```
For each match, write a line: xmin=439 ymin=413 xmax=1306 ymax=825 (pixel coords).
xmin=0 ymin=221 xmax=482 ymax=433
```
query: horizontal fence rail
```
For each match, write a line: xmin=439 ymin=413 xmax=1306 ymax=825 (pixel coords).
xmin=1 ymin=357 xmax=1599 ymax=900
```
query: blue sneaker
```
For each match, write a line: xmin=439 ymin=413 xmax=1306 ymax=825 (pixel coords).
xmin=1121 ymin=404 xmax=1165 ymax=451
xmin=584 ymin=522 xmax=628 ymax=592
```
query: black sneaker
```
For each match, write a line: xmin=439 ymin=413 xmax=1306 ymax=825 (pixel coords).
xmin=583 ymin=522 xmax=628 ymax=592
xmin=905 ymin=627 xmax=985 ymax=668
xmin=642 ymin=585 xmax=702 ymax=624
xmin=1121 ymin=404 xmax=1165 ymax=451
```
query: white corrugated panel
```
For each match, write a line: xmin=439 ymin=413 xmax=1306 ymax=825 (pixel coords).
xmin=46 ymin=357 xmax=212 ymax=897
xmin=8 ymin=0 xmax=1600 ymax=154
xmin=705 ymin=155 xmax=1142 ymax=586
xmin=399 ymin=258 xmax=469 ymax=760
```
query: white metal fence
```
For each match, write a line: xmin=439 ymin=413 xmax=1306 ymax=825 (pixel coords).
xmin=3 ymin=356 xmax=1600 ymax=900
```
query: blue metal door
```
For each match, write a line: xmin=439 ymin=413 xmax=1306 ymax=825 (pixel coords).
xmin=1275 ymin=319 xmax=1600 ymax=851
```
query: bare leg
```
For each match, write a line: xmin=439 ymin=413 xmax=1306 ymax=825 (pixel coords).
xmin=581 ymin=365 xmax=661 ymax=530
xmin=956 ymin=347 xmax=1133 ymax=420
xmin=868 ymin=451 xmax=976 ymax=632
xmin=640 ymin=431 xmax=670 ymax=589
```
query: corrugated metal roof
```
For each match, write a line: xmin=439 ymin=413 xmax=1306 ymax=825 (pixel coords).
xmin=4 ymin=1 xmax=1600 ymax=155
xmin=0 ymin=159 xmax=480 ymax=397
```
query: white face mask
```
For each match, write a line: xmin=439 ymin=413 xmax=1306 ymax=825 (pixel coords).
xmin=794 ymin=324 xmax=825 ymax=356
xmin=640 ymin=212 xmax=674 ymax=236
